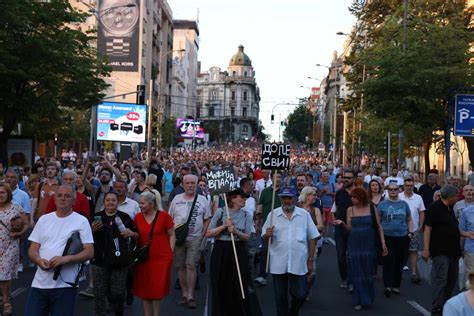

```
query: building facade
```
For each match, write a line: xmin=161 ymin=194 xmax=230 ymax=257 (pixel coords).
xmin=70 ymin=0 xmax=175 ymax=150
xmin=170 ymin=20 xmax=200 ymax=119
xmin=197 ymin=45 xmax=260 ymax=142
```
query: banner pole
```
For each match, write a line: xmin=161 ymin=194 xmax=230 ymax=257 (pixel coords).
xmin=265 ymin=170 xmax=277 ymax=273
xmin=223 ymin=193 xmax=246 ymax=299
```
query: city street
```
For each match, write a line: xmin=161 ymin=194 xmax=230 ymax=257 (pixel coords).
xmin=5 ymin=239 xmax=434 ymax=316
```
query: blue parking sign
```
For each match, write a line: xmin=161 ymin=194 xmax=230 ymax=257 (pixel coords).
xmin=454 ymin=94 xmax=474 ymax=136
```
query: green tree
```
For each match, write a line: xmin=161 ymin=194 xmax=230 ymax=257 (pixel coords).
xmin=345 ymin=0 xmax=473 ymax=172
xmin=0 ymin=0 xmax=110 ymax=164
xmin=283 ymin=104 xmax=313 ymax=143
xmin=161 ymin=116 xmax=177 ymax=148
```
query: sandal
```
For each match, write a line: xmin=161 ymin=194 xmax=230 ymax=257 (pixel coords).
xmin=187 ymin=298 xmax=197 ymax=309
xmin=177 ymin=296 xmax=188 ymax=306
xmin=3 ymin=302 xmax=13 ymax=315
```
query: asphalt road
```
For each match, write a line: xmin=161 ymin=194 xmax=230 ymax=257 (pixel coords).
xmin=4 ymin=238 xmax=435 ymax=316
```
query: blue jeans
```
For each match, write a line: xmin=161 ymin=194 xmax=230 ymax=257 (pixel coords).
xmin=25 ymin=287 xmax=77 ymax=316
xmin=334 ymin=225 xmax=350 ymax=283
xmin=272 ymin=273 xmax=307 ymax=316
xmin=257 ymin=237 xmax=268 ymax=279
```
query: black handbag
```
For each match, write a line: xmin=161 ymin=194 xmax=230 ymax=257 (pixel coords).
xmin=132 ymin=211 xmax=159 ymax=265
xmin=175 ymin=194 xmax=198 ymax=246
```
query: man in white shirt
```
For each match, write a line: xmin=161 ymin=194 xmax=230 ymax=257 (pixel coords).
xmin=399 ymin=178 xmax=425 ymax=283
xmin=263 ymin=186 xmax=319 ymax=316
xmin=114 ymin=180 xmax=140 ymax=220
xmin=25 ymin=185 xmax=94 ymax=315
xmin=453 ymin=185 xmax=474 ymax=220
xmin=169 ymin=174 xmax=211 ymax=309
xmin=384 ymin=167 xmax=404 ymax=188
xmin=363 ymin=168 xmax=375 ymax=185
xmin=255 ymin=169 xmax=272 ymax=198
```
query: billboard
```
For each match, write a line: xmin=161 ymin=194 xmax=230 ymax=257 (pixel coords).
xmin=7 ymin=137 xmax=34 ymax=168
xmin=97 ymin=0 xmax=140 ymax=72
xmin=96 ymin=102 xmax=147 ymax=143
xmin=176 ymin=118 xmax=204 ymax=139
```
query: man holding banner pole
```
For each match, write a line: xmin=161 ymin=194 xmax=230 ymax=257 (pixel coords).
xmin=258 ymin=143 xmax=291 ymax=282
xmin=262 ymin=186 xmax=319 ymax=316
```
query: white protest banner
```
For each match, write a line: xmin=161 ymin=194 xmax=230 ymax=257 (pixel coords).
xmin=261 ymin=143 xmax=291 ymax=170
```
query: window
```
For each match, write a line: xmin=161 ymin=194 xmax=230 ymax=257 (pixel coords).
xmin=244 ymin=71 xmax=248 ymax=77
xmin=209 ymin=107 xmax=215 ymax=117
xmin=232 ymin=71 xmax=236 ymax=76
xmin=242 ymin=107 xmax=247 ymax=117
xmin=243 ymin=91 xmax=248 ymax=101
xmin=231 ymin=91 xmax=236 ymax=100
xmin=231 ymin=107 xmax=235 ymax=116
xmin=211 ymin=90 xmax=218 ymax=101
xmin=242 ymin=125 xmax=248 ymax=133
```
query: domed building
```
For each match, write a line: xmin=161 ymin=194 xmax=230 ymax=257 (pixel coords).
xmin=197 ymin=45 xmax=260 ymax=142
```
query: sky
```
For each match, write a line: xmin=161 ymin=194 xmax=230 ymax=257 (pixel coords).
xmin=169 ymin=0 xmax=356 ymax=141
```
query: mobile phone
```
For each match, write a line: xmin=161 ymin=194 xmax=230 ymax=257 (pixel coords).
xmin=94 ymin=216 xmax=101 ymax=223
xmin=89 ymin=155 xmax=99 ymax=162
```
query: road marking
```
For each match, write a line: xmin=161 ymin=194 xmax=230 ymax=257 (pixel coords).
xmin=326 ymin=237 xmax=336 ymax=246
xmin=0 ymin=288 xmax=26 ymax=305
xmin=11 ymin=287 xmax=27 ymax=298
xmin=407 ymin=300 xmax=430 ymax=316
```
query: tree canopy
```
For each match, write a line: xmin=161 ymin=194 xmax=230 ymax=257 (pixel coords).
xmin=0 ymin=0 xmax=110 ymax=164
xmin=344 ymin=0 xmax=473 ymax=170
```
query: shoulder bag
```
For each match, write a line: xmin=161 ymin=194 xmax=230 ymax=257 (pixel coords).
xmin=175 ymin=194 xmax=198 ymax=246
xmin=132 ymin=211 xmax=159 ymax=265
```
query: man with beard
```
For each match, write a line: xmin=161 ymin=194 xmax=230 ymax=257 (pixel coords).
xmin=295 ymin=173 xmax=308 ymax=198
xmin=263 ymin=186 xmax=319 ymax=316
xmin=332 ymin=169 xmax=355 ymax=291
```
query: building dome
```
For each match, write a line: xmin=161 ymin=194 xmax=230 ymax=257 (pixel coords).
xmin=229 ymin=45 xmax=252 ymax=66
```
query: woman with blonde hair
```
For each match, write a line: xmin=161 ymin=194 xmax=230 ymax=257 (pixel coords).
xmin=145 ymin=174 xmax=163 ymax=210
xmin=297 ymin=186 xmax=323 ymax=301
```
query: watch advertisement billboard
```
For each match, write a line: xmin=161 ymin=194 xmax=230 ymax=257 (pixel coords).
xmin=176 ymin=118 xmax=204 ymax=139
xmin=96 ymin=102 xmax=147 ymax=143
xmin=97 ymin=0 xmax=140 ymax=72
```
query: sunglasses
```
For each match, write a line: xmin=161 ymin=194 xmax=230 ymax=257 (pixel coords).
xmin=388 ymin=188 xmax=399 ymax=191
xmin=343 ymin=176 xmax=353 ymax=179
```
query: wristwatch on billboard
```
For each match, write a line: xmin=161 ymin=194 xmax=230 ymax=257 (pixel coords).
xmin=99 ymin=0 xmax=139 ymax=57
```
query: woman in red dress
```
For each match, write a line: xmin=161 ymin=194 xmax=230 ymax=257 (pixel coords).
xmin=133 ymin=191 xmax=175 ymax=316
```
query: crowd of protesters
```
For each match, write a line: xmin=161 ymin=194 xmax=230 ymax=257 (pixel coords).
xmin=0 ymin=143 xmax=473 ymax=315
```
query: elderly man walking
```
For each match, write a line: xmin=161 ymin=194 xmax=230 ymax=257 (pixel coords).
xmin=169 ymin=174 xmax=211 ymax=309
xmin=263 ymin=186 xmax=319 ymax=316
xmin=423 ymin=184 xmax=462 ymax=316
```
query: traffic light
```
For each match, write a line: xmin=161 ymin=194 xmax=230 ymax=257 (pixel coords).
xmin=383 ymin=136 xmax=388 ymax=150
xmin=271 ymin=114 xmax=274 ymax=122
xmin=54 ymin=134 xmax=58 ymax=145
xmin=136 ymin=85 xmax=145 ymax=104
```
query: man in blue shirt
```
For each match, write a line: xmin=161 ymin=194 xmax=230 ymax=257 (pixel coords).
xmin=5 ymin=169 xmax=30 ymax=214
xmin=460 ymin=204 xmax=474 ymax=289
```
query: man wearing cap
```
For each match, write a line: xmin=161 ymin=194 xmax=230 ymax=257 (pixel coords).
xmin=263 ymin=186 xmax=319 ymax=316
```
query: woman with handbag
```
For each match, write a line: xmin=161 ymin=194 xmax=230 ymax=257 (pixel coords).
xmin=0 ymin=183 xmax=29 ymax=315
xmin=205 ymin=188 xmax=262 ymax=316
xmin=133 ymin=191 xmax=175 ymax=316
xmin=91 ymin=191 xmax=137 ymax=316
